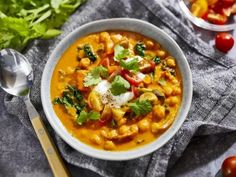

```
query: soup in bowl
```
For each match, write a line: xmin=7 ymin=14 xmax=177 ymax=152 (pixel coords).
xmin=41 ymin=18 xmax=192 ymax=160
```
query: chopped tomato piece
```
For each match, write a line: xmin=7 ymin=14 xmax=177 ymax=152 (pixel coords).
xmin=207 ymin=13 xmax=227 ymax=25
xmin=131 ymin=86 xmax=139 ymax=97
xmin=100 ymin=57 xmax=110 ymax=68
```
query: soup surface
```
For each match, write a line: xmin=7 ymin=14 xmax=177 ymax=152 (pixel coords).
xmin=51 ymin=31 xmax=182 ymax=151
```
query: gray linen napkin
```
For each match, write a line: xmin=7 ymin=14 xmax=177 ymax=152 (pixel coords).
xmin=4 ymin=0 xmax=236 ymax=176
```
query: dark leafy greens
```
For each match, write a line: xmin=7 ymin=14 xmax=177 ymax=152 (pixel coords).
xmin=53 ymin=85 xmax=85 ymax=115
xmin=134 ymin=42 xmax=146 ymax=57
xmin=83 ymin=44 xmax=97 ymax=62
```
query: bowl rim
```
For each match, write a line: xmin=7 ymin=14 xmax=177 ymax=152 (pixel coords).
xmin=41 ymin=18 xmax=193 ymax=161
xmin=178 ymin=0 xmax=236 ymax=32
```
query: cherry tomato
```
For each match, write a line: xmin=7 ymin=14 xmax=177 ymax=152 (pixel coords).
xmin=221 ymin=156 xmax=236 ymax=177
xmin=215 ymin=33 xmax=234 ymax=53
xmin=207 ymin=13 xmax=228 ymax=25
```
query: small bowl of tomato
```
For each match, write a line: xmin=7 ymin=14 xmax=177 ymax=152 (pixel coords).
xmin=178 ymin=0 xmax=236 ymax=31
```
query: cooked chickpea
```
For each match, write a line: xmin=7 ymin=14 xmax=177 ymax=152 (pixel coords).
xmin=153 ymin=105 xmax=165 ymax=120
xmin=163 ymin=86 xmax=173 ymax=96
xmin=100 ymin=129 xmax=108 ymax=138
xmin=145 ymin=40 xmax=154 ymax=49
xmin=156 ymin=50 xmax=166 ymax=58
xmin=172 ymin=87 xmax=181 ymax=95
xmin=100 ymin=32 xmax=110 ymax=41
xmin=117 ymin=118 xmax=127 ymax=126
xmin=104 ymin=141 xmax=116 ymax=150
xmin=138 ymin=119 xmax=150 ymax=132
xmin=77 ymin=50 xmax=85 ymax=59
xmin=130 ymin=125 xmax=139 ymax=134
xmin=151 ymin=123 xmax=161 ymax=133
xmin=80 ymin=58 xmax=91 ymax=69
xmin=166 ymin=58 xmax=176 ymax=67
xmin=119 ymin=125 xmax=130 ymax=135
xmin=166 ymin=96 xmax=179 ymax=106
xmin=107 ymin=130 xmax=118 ymax=139
xmin=90 ymin=134 xmax=102 ymax=145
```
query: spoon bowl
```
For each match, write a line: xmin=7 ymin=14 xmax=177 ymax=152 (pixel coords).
xmin=0 ymin=49 xmax=33 ymax=97
xmin=0 ymin=48 xmax=70 ymax=177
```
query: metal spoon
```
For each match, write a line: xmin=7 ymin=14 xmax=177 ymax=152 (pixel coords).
xmin=0 ymin=49 xmax=70 ymax=177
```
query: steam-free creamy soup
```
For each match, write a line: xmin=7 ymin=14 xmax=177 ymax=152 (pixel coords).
xmin=51 ymin=31 xmax=182 ymax=151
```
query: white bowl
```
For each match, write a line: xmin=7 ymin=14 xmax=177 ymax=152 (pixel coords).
xmin=41 ymin=18 xmax=192 ymax=161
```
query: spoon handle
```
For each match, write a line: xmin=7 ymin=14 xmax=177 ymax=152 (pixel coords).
xmin=24 ymin=98 xmax=70 ymax=177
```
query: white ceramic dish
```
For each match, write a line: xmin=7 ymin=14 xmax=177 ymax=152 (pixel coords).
xmin=41 ymin=18 xmax=192 ymax=161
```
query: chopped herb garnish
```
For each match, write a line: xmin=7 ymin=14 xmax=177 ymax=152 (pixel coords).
xmin=120 ymin=58 xmax=139 ymax=73
xmin=84 ymin=66 xmax=108 ymax=87
xmin=114 ymin=44 xmax=130 ymax=60
xmin=134 ymin=42 xmax=146 ymax=57
xmin=110 ymin=75 xmax=130 ymax=96
xmin=129 ymin=100 xmax=152 ymax=116
xmin=83 ymin=44 xmax=97 ymax=62
xmin=76 ymin=110 xmax=100 ymax=125
xmin=111 ymin=119 xmax=117 ymax=127
xmin=153 ymin=56 xmax=161 ymax=64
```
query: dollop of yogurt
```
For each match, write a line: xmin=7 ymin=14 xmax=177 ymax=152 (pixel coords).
xmin=94 ymin=80 xmax=134 ymax=108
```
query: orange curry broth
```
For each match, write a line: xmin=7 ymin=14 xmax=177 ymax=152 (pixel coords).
xmin=51 ymin=31 xmax=182 ymax=151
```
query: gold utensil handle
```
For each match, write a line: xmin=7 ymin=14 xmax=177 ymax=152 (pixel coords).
xmin=24 ymin=98 xmax=70 ymax=177
xmin=31 ymin=117 xmax=70 ymax=177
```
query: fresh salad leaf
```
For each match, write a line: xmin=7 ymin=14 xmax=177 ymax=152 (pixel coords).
xmin=83 ymin=44 xmax=97 ymax=62
xmin=0 ymin=0 xmax=86 ymax=51
xmin=129 ymin=100 xmax=152 ymax=116
xmin=110 ymin=75 xmax=130 ymax=96
xmin=76 ymin=110 xmax=100 ymax=125
xmin=120 ymin=58 xmax=139 ymax=73
xmin=114 ymin=44 xmax=130 ymax=60
xmin=134 ymin=42 xmax=146 ymax=57
xmin=84 ymin=66 xmax=109 ymax=87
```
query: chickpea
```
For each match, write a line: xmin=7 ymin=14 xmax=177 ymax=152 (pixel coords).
xmin=100 ymin=129 xmax=108 ymax=138
xmin=151 ymin=123 xmax=161 ymax=133
xmin=138 ymin=119 xmax=150 ymax=132
xmin=77 ymin=49 xmax=85 ymax=59
xmin=119 ymin=125 xmax=130 ymax=135
xmin=156 ymin=50 xmax=166 ymax=58
xmin=130 ymin=125 xmax=139 ymax=134
xmin=166 ymin=58 xmax=176 ymax=67
xmin=153 ymin=105 xmax=165 ymax=120
xmin=100 ymin=32 xmax=110 ymax=41
xmin=145 ymin=40 xmax=154 ymax=49
xmin=90 ymin=134 xmax=102 ymax=145
xmin=172 ymin=87 xmax=181 ymax=95
xmin=166 ymin=96 xmax=179 ymax=106
xmin=163 ymin=86 xmax=173 ymax=96
xmin=117 ymin=118 xmax=127 ymax=126
xmin=80 ymin=58 xmax=91 ymax=69
xmin=107 ymin=130 xmax=118 ymax=139
xmin=104 ymin=141 xmax=116 ymax=150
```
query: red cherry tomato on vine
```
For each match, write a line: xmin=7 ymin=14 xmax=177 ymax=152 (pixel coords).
xmin=215 ymin=33 xmax=234 ymax=53
xmin=221 ymin=156 xmax=236 ymax=177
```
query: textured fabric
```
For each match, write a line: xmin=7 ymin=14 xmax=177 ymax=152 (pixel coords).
xmin=2 ymin=0 xmax=236 ymax=177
